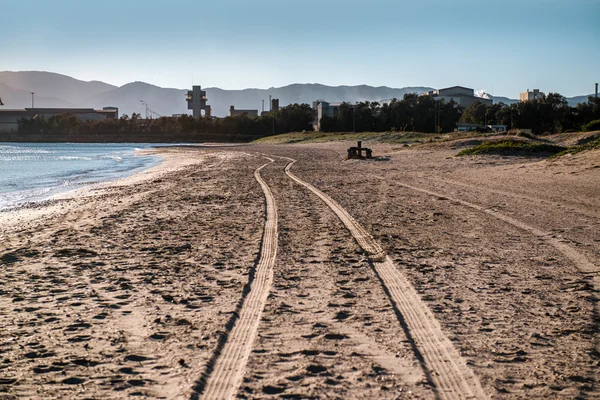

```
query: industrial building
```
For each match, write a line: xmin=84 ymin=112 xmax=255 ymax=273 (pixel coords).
xmin=313 ymin=101 xmax=345 ymax=130
xmin=520 ymin=89 xmax=544 ymax=102
xmin=424 ymin=86 xmax=492 ymax=108
xmin=186 ymin=86 xmax=211 ymax=118
xmin=271 ymin=98 xmax=279 ymax=112
xmin=229 ymin=106 xmax=258 ymax=117
xmin=261 ymin=98 xmax=280 ymax=116
xmin=0 ymin=107 xmax=118 ymax=132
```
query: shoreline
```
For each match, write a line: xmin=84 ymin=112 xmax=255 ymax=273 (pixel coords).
xmin=0 ymin=147 xmax=268 ymax=398
xmin=0 ymin=143 xmax=163 ymax=212
xmin=0 ymin=147 xmax=202 ymax=235
xmin=0 ymin=143 xmax=598 ymax=399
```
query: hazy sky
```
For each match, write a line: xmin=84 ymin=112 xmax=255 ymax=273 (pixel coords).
xmin=2 ymin=0 xmax=599 ymax=97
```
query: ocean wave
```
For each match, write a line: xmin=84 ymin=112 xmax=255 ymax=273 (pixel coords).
xmin=57 ymin=156 xmax=95 ymax=161
xmin=0 ymin=146 xmax=54 ymax=154
xmin=0 ymin=143 xmax=160 ymax=210
xmin=0 ymin=185 xmax=56 ymax=211
xmin=100 ymin=155 xmax=123 ymax=162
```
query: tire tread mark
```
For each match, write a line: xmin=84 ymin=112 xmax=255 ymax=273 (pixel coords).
xmin=283 ymin=158 xmax=487 ymax=400
xmin=197 ymin=157 xmax=278 ymax=400
xmin=370 ymin=174 xmax=600 ymax=365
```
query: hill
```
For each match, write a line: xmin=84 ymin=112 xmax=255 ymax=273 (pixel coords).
xmin=87 ymin=82 xmax=187 ymax=117
xmin=0 ymin=83 xmax=74 ymax=109
xmin=0 ymin=71 xmax=116 ymax=105
xmin=0 ymin=71 xmax=434 ymax=116
xmin=0 ymin=71 xmax=594 ymax=117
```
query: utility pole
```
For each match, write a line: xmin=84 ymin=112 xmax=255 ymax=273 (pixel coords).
xmin=484 ymin=106 xmax=487 ymax=126
xmin=434 ymin=101 xmax=438 ymax=133
xmin=353 ymin=104 xmax=356 ymax=133
xmin=269 ymin=95 xmax=272 ymax=112
xmin=31 ymin=92 xmax=35 ymax=108
xmin=437 ymin=101 xmax=440 ymax=133
xmin=140 ymin=100 xmax=150 ymax=119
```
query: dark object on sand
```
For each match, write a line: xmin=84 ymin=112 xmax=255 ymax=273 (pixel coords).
xmin=347 ymin=141 xmax=373 ymax=159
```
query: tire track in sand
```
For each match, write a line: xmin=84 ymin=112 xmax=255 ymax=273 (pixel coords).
xmin=193 ymin=157 xmax=278 ymax=400
xmin=282 ymin=157 xmax=487 ymax=400
xmin=427 ymin=175 xmax=599 ymax=220
xmin=368 ymin=174 xmax=599 ymax=275
xmin=368 ymin=173 xmax=600 ymax=359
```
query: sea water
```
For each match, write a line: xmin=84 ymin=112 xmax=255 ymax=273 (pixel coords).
xmin=0 ymin=143 xmax=162 ymax=211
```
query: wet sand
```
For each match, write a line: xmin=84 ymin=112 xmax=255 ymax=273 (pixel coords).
xmin=0 ymin=142 xmax=598 ymax=399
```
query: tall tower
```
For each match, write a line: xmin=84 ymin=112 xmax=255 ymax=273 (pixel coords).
xmin=187 ymin=86 xmax=211 ymax=118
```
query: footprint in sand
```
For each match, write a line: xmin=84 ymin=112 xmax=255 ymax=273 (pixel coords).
xmin=71 ymin=358 xmax=100 ymax=367
xmin=306 ymin=364 xmax=328 ymax=375
xmin=33 ymin=365 xmax=63 ymax=374
xmin=149 ymin=332 xmax=169 ymax=341
xmin=324 ymin=333 xmax=348 ymax=340
xmin=334 ymin=310 xmax=352 ymax=321
xmin=124 ymin=354 xmax=152 ymax=362
xmin=118 ymin=367 xmax=138 ymax=375
xmin=262 ymin=384 xmax=287 ymax=394
xmin=62 ymin=377 xmax=85 ymax=385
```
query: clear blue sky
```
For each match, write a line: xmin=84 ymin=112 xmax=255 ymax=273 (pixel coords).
xmin=2 ymin=0 xmax=599 ymax=97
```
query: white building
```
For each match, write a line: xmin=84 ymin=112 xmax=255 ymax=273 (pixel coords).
xmin=520 ymin=89 xmax=544 ymax=102
xmin=424 ymin=86 xmax=492 ymax=108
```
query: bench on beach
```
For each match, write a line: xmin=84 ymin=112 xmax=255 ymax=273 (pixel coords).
xmin=347 ymin=141 xmax=373 ymax=160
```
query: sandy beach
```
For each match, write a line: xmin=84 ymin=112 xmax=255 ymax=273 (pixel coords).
xmin=1 ymin=141 xmax=599 ymax=399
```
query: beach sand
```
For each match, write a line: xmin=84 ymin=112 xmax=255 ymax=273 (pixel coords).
xmin=1 ymin=142 xmax=598 ymax=399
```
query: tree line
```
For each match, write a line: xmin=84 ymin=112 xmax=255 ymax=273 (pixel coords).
xmin=320 ymin=93 xmax=600 ymax=134
xmin=17 ymin=103 xmax=315 ymax=137
xmin=15 ymin=94 xmax=600 ymax=137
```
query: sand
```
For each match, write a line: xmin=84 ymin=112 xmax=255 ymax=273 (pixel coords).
xmin=0 ymin=142 xmax=599 ymax=399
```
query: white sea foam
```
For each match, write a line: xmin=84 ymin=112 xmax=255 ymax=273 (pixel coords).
xmin=0 ymin=143 xmax=160 ymax=211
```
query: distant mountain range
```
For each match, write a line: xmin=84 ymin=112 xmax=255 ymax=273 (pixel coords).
xmin=0 ymin=71 xmax=594 ymax=117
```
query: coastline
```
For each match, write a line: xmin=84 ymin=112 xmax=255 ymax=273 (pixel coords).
xmin=0 ymin=146 xmax=268 ymax=398
xmin=0 ymin=147 xmax=181 ymax=234
xmin=0 ymin=143 xmax=163 ymax=219
xmin=0 ymin=142 xmax=598 ymax=399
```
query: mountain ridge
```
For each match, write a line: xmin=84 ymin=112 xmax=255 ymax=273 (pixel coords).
xmin=0 ymin=71 xmax=594 ymax=117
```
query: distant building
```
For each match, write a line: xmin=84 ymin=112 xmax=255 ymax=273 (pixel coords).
xmin=186 ymin=86 xmax=211 ymax=118
xmin=520 ymin=89 xmax=543 ymax=102
xmin=456 ymin=123 xmax=507 ymax=132
xmin=424 ymin=86 xmax=492 ymax=108
xmin=0 ymin=107 xmax=118 ymax=132
xmin=314 ymin=101 xmax=346 ymax=131
xmin=230 ymin=106 xmax=258 ymax=117
xmin=260 ymin=98 xmax=280 ymax=116
xmin=271 ymin=98 xmax=280 ymax=112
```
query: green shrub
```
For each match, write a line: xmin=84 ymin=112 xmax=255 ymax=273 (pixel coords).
xmin=512 ymin=130 xmax=538 ymax=140
xmin=457 ymin=139 xmax=565 ymax=156
xmin=551 ymin=137 xmax=600 ymax=158
xmin=582 ymin=119 xmax=600 ymax=132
